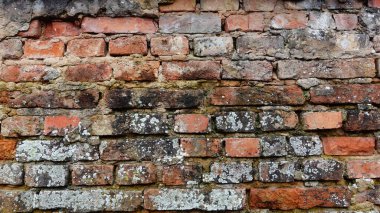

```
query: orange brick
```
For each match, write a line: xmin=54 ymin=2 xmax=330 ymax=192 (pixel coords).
xmin=81 ymin=17 xmax=157 ymax=34
xmin=302 ymin=111 xmax=343 ymax=130
xmin=180 ymin=138 xmax=221 ymax=157
xmin=225 ymin=138 xmax=260 ymax=157
xmin=109 ymin=36 xmax=147 ymax=56
xmin=43 ymin=21 xmax=80 ymax=38
xmin=225 ymin=13 xmax=265 ymax=32
xmin=0 ymin=139 xmax=17 ymax=160
xmin=44 ymin=115 xmax=80 ymax=136
xmin=174 ymin=114 xmax=209 ymax=133
xmin=322 ymin=137 xmax=375 ymax=156
xmin=67 ymin=38 xmax=106 ymax=57
xmin=162 ymin=165 xmax=201 ymax=185
xmin=271 ymin=12 xmax=308 ymax=29
xmin=347 ymin=160 xmax=380 ymax=179
xmin=24 ymin=39 xmax=64 ymax=58
xmin=18 ymin=19 xmax=42 ymax=38
xmin=159 ymin=0 xmax=196 ymax=12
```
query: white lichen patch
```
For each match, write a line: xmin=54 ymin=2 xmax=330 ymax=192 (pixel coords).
xmin=0 ymin=163 xmax=23 ymax=185
xmin=289 ymin=136 xmax=322 ymax=156
xmin=203 ymin=162 xmax=253 ymax=183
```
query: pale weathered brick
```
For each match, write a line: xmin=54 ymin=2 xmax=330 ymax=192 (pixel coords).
xmin=222 ymin=60 xmax=273 ymax=81
xmin=288 ymin=136 xmax=323 ymax=156
xmin=0 ymin=163 xmax=23 ymax=185
xmin=215 ymin=111 xmax=256 ymax=133
xmin=203 ymin=162 xmax=253 ymax=183
xmin=194 ymin=37 xmax=233 ymax=56
xmin=159 ymin=13 xmax=221 ymax=34
xmin=25 ymin=164 xmax=68 ymax=187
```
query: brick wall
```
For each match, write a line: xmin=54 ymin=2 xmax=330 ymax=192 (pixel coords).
xmin=0 ymin=0 xmax=380 ymax=211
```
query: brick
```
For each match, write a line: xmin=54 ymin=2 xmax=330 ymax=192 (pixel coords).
xmin=71 ymin=165 xmax=113 ymax=186
xmin=334 ymin=14 xmax=358 ymax=30
xmin=162 ymin=61 xmax=221 ymax=80
xmin=151 ymin=36 xmax=189 ymax=56
xmin=67 ymin=38 xmax=106 ymax=57
xmin=260 ymin=110 xmax=298 ymax=131
xmin=1 ymin=116 xmax=42 ymax=137
xmin=215 ymin=111 xmax=256 ymax=133
xmin=159 ymin=0 xmax=196 ymax=12
xmin=162 ymin=165 xmax=201 ymax=185
xmin=287 ymin=31 xmax=370 ymax=59
xmin=302 ymin=159 xmax=344 ymax=181
xmin=43 ymin=21 xmax=80 ymax=38
xmin=0 ymin=39 xmax=23 ymax=59
xmin=144 ymin=188 xmax=246 ymax=211
xmin=277 ymin=59 xmax=375 ymax=79
xmin=288 ymin=136 xmax=323 ymax=156
xmin=7 ymin=89 xmax=99 ymax=109
xmin=91 ymin=114 xmax=129 ymax=136
xmin=345 ymin=110 xmax=380 ymax=131
xmin=130 ymin=113 xmax=170 ymax=135
xmin=250 ymin=187 xmax=350 ymax=210
xmin=25 ymin=164 xmax=68 ymax=187
xmin=271 ymin=12 xmax=308 ymax=29
xmin=0 ymin=163 xmax=23 ymax=185
xmin=309 ymin=11 xmax=335 ymax=30
xmin=65 ymin=63 xmax=112 ymax=82
xmin=302 ymin=111 xmax=343 ymax=130
xmin=243 ymin=0 xmax=277 ymax=11
xmin=105 ymin=88 xmax=204 ymax=109
xmin=112 ymin=61 xmax=159 ymax=81
xmin=325 ymin=0 xmax=363 ymax=9
xmin=43 ymin=115 xmax=80 ymax=136
xmin=347 ymin=160 xmax=380 ymax=179
xmin=174 ymin=114 xmax=209 ymax=133
xmin=0 ymin=65 xmax=59 ymax=82
xmin=260 ymin=136 xmax=287 ymax=157
xmin=222 ymin=60 xmax=273 ymax=81
xmin=18 ymin=19 xmax=42 ymax=38
xmin=159 ymin=13 xmax=221 ymax=34
xmin=36 ymin=190 xmax=142 ymax=211
xmin=0 ymin=191 xmax=35 ymax=212
xmin=201 ymin=0 xmax=239 ymax=11
xmin=259 ymin=161 xmax=295 ymax=182
xmin=225 ymin=138 xmax=260 ymax=157
xmin=210 ymin=86 xmax=305 ymax=106
xmin=284 ymin=0 xmax=322 ymax=9
xmin=322 ymin=137 xmax=375 ymax=156
xmin=204 ymin=162 xmax=253 ymax=183
xmin=24 ymin=39 xmax=64 ymax=58
xmin=0 ymin=139 xmax=17 ymax=160
xmin=236 ymin=35 xmax=286 ymax=58
xmin=194 ymin=37 xmax=233 ymax=56
xmin=369 ymin=0 xmax=380 ymax=8
xmin=116 ymin=163 xmax=156 ymax=185
xmin=180 ymin=138 xmax=221 ymax=157
xmin=81 ymin=17 xmax=157 ymax=33
xmin=225 ymin=13 xmax=265 ymax=32
xmin=16 ymin=140 xmax=99 ymax=162
xmin=100 ymin=139 xmax=182 ymax=164
xmin=109 ymin=36 xmax=147 ymax=56
xmin=374 ymin=36 xmax=380 ymax=52
xmin=310 ymin=84 xmax=380 ymax=104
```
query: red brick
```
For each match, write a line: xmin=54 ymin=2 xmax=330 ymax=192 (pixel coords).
xmin=225 ymin=13 xmax=265 ymax=32
xmin=302 ymin=111 xmax=343 ymax=130
xmin=109 ymin=36 xmax=147 ymax=56
xmin=162 ymin=165 xmax=202 ymax=185
xmin=65 ymin=63 xmax=112 ymax=82
xmin=369 ymin=0 xmax=380 ymax=8
xmin=347 ymin=160 xmax=380 ymax=179
xmin=201 ymin=0 xmax=239 ymax=11
xmin=225 ymin=138 xmax=260 ymax=157
xmin=310 ymin=84 xmax=380 ymax=104
xmin=67 ymin=38 xmax=106 ymax=57
xmin=1 ymin=116 xmax=42 ymax=137
xmin=71 ymin=165 xmax=114 ymax=186
xmin=322 ymin=137 xmax=375 ymax=156
xmin=116 ymin=163 xmax=156 ymax=185
xmin=112 ymin=61 xmax=159 ymax=81
xmin=180 ymin=138 xmax=221 ymax=157
xmin=210 ymin=86 xmax=305 ymax=106
xmin=43 ymin=115 xmax=80 ymax=136
xmin=151 ymin=36 xmax=189 ymax=56
xmin=18 ymin=19 xmax=42 ymax=38
xmin=244 ymin=0 xmax=277 ymax=11
xmin=159 ymin=0 xmax=196 ymax=12
xmin=250 ymin=187 xmax=350 ymax=210
xmin=24 ymin=39 xmax=64 ymax=58
xmin=0 ymin=65 xmax=56 ymax=82
xmin=161 ymin=61 xmax=221 ymax=80
xmin=43 ymin=21 xmax=80 ymax=38
xmin=271 ymin=12 xmax=308 ymax=29
xmin=0 ymin=139 xmax=17 ymax=160
xmin=333 ymin=14 xmax=358 ymax=30
xmin=81 ymin=17 xmax=157 ymax=34
xmin=174 ymin=114 xmax=209 ymax=133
